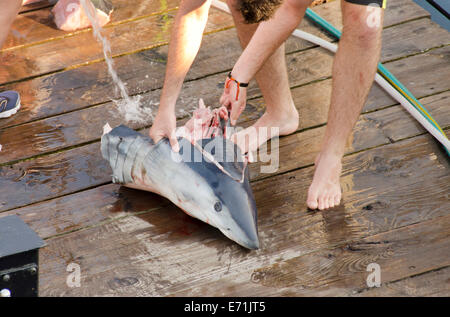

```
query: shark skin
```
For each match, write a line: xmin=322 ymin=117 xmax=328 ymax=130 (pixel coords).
xmin=100 ymin=124 xmax=259 ymax=250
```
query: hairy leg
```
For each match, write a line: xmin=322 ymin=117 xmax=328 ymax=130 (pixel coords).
xmin=0 ymin=0 xmax=22 ymax=48
xmin=226 ymin=0 xmax=312 ymax=153
xmin=307 ymin=1 xmax=384 ymax=210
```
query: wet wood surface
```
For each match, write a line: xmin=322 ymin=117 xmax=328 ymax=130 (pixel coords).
xmin=355 ymin=266 xmax=450 ymax=297
xmin=19 ymin=1 xmax=52 ymax=14
xmin=0 ymin=2 xmax=440 ymax=131
xmin=0 ymin=0 xmax=448 ymax=296
xmin=1 ymin=41 xmax=448 ymax=165
xmin=6 ymin=0 xmax=181 ymax=50
xmin=37 ymin=134 xmax=450 ymax=296
xmin=1 ymin=87 xmax=449 ymax=213
xmin=0 ymin=7 xmax=234 ymax=85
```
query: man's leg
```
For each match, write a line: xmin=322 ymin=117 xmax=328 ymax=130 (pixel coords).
xmin=226 ymin=0 xmax=313 ymax=152
xmin=0 ymin=0 xmax=22 ymax=48
xmin=307 ymin=1 xmax=384 ymax=210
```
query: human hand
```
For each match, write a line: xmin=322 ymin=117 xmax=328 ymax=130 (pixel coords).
xmin=149 ymin=108 xmax=179 ymax=152
xmin=220 ymin=73 xmax=248 ymax=126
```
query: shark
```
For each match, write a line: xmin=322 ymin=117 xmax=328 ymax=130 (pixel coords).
xmin=100 ymin=100 xmax=259 ymax=249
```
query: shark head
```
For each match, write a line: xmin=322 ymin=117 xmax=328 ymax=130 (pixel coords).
xmin=210 ymin=169 xmax=259 ymax=250
xmin=176 ymin=136 xmax=259 ymax=249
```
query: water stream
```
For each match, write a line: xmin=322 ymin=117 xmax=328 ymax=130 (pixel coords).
xmin=79 ymin=0 xmax=153 ymax=124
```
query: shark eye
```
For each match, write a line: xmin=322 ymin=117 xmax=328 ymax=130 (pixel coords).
xmin=214 ymin=201 xmax=222 ymax=212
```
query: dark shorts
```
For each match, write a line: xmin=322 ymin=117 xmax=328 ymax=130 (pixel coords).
xmin=344 ymin=0 xmax=387 ymax=8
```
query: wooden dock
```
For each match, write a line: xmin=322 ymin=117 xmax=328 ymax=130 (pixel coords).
xmin=0 ymin=0 xmax=449 ymax=296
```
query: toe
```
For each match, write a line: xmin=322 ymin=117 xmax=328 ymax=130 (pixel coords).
xmin=318 ymin=195 xmax=327 ymax=210
xmin=307 ymin=194 xmax=319 ymax=210
xmin=307 ymin=187 xmax=319 ymax=210
xmin=328 ymin=196 xmax=335 ymax=209
xmin=324 ymin=195 xmax=330 ymax=209
xmin=334 ymin=193 xmax=341 ymax=206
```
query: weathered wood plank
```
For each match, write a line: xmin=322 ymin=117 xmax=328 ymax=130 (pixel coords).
xmin=232 ymin=216 xmax=450 ymax=296
xmin=354 ymin=266 xmax=450 ymax=297
xmin=304 ymin=0 xmax=430 ymax=34
xmin=360 ymin=91 xmax=450 ymax=143
xmin=0 ymin=27 xmax=312 ymax=130
xmin=4 ymin=184 xmax=171 ymax=240
xmin=0 ymin=77 xmax=448 ymax=213
xmin=8 ymin=0 xmax=430 ymax=52
xmin=381 ymin=18 xmax=450 ymax=62
xmin=2 ymin=43 xmax=449 ymax=165
xmin=2 ymin=90 xmax=448 ymax=240
xmin=11 ymin=0 xmax=333 ymax=51
xmin=5 ymin=0 xmax=180 ymax=50
xmin=1 ymin=12 xmax=444 ymax=130
xmin=383 ymin=0 xmax=429 ymax=26
xmin=19 ymin=1 xmax=52 ymax=14
xmin=0 ymin=142 xmax=110 ymax=212
xmin=37 ymin=134 xmax=449 ymax=296
xmin=0 ymin=44 xmax=333 ymax=164
xmin=1 ymin=0 xmax=447 ymax=241
xmin=2 ymin=0 xmax=446 ymax=298
xmin=1 ymin=0 xmax=435 ymax=99
xmin=0 ymin=7 xmax=234 ymax=85
xmin=2 ymin=44 xmax=336 ymax=163
xmin=249 ymin=90 xmax=450 ymax=180
xmin=252 ymin=132 xmax=450 ymax=235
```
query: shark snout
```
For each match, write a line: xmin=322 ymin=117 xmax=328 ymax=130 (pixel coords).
xmin=215 ymin=181 xmax=259 ymax=250
xmin=230 ymin=201 xmax=259 ymax=250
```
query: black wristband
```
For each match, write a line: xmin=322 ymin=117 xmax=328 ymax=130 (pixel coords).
xmin=228 ymin=72 xmax=249 ymax=87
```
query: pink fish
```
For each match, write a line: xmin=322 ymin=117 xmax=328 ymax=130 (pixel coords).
xmin=52 ymin=0 xmax=113 ymax=31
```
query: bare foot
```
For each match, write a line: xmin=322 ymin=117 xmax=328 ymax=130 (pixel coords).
xmin=307 ymin=152 xmax=342 ymax=210
xmin=231 ymin=105 xmax=299 ymax=155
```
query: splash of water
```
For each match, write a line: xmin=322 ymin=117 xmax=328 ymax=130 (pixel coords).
xmin=79 ymin=0 xmax=152 ymax=124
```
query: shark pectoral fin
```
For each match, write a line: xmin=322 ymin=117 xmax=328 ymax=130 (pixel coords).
xmin=199 ymin=137 xmax=246 ymax=181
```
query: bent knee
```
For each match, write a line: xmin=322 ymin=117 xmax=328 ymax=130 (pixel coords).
xmin=342 ymin=5 xmax=383 ymax=48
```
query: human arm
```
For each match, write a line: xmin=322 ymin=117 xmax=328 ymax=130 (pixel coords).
xmin=150 ymin=0 xmax=212 ymax=151
xmin=220 ymin=0 xmax=308 ymax=124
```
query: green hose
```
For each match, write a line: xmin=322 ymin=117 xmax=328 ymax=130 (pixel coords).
xmin=305 ymin=8 xmax=450 ymax=156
